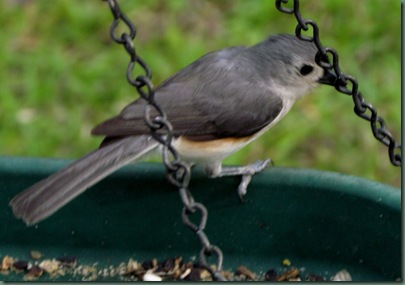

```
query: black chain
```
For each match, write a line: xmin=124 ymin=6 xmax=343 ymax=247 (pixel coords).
xmin=104 ymin=0 xmax=226 ymax=281
xmin=276 ymin=0 xmax=401 ymax=167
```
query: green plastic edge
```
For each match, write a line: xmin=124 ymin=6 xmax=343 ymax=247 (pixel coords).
xmin=0 ymin=155 xmax=400 ymax=210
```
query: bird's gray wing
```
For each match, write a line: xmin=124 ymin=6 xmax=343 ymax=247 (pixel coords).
xmin=92 ymin=46 xmax=284 ymax=141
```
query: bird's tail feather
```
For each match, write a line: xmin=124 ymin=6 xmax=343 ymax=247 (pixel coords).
xmin=9 ymin=135 xmax=159 ymax=226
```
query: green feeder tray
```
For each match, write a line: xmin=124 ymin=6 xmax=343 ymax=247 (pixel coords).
xmin=0 ymin=156 xmax=400 ymax=281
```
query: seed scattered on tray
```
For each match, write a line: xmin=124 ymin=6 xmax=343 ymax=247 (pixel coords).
xmin=30 ymin=250 xmax=43 ymax=260
xmin=1 ymin=256 xmax=15 ymax=271
xmin=265 ymin=269 xmax=278 ymax=281
xmin=23 ymin=265 xmax=44 ymax=281
xmin=0 ymin=253 xmax=390 ymax=281
xmin=236 ymin=265 xmax=256 ymax=280
xmin=277 ymin=267 xmax=301 ymax=281
xmin=39 ymin=259 xmax=61 ymax=275
xmin=185 ymin=268 xmax=205 ymax=281
xmin=143 ymin=271 xmax=162 ymax=281
xmin=282 ymin=258 xmax=292 ymax=266
xmin=306 ymin=273 xmax=325 ymax=281
xmin=331 ymin=269 xmax=352 ymax=281
xmin=12 ymin=260 xmax=29 ymax=272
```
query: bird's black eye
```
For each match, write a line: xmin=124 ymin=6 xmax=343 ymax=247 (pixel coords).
xmin=299 ymin=64 xmax=314 ymax=76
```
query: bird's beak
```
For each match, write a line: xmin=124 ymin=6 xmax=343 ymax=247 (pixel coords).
xmin=318 ymin=68 xmax=337 ymax=86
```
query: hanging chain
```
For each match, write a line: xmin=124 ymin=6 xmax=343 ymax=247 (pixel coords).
xmin=276 ymin=0 xmax=401 ymax=167
xmin=104 ymin=0 xmax=226 ymax=281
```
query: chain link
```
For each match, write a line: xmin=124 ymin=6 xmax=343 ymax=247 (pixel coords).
xmin=104 ymin=0 xmax=226 ymax=280
xmin=276 ymin=0 xmax=401 ymax=167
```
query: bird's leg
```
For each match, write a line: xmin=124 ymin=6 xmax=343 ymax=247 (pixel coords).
xmin=205 ymin=159 xmax=272 ymax=201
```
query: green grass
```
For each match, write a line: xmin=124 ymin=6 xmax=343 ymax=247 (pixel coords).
xmin=0 ymin=0 xmax=401 ymax=187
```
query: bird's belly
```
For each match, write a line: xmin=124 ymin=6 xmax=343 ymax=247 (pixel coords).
xmin=172 ymin=136 xmax=253 ymax=163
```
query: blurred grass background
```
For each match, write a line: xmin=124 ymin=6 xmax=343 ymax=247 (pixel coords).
xmin=0 ymin=0 xmax=401 ymax=187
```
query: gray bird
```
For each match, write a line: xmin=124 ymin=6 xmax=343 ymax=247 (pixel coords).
xmin=10 ymin=34 xmax=336 ymax=225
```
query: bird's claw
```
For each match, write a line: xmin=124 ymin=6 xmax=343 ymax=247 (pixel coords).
xmin=237 ymin=158 xmax=273 ymax=201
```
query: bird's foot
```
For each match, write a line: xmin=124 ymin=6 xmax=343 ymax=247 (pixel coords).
xmin=207 ymin=159 xmax=273 ymax=202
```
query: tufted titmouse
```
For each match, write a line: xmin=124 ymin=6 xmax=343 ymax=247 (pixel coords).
xmin=10 ymin=34 xmax=336 ymax=225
